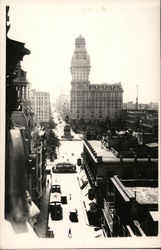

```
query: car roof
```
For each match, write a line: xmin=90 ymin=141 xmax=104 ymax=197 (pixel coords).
xmin=69 ymin=208 xmax=77 ymax=212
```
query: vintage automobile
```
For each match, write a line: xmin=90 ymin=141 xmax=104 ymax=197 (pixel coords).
xmin=51 ymin=177 xmax=61 ymax=193
xmin=69 ymin=208 xmax=78 ymax=222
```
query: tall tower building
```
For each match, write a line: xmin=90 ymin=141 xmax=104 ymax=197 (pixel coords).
xmin=71 ymin=35 xmax=90 ymax=83
xmin=70 ymin=35 xmax=123 ymax=122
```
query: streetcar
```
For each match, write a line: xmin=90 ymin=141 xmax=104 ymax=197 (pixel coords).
xmin=49 ymin=192 xmax=63 ymax=220
xmin=52 ymin=162 xmax=76 ymax=173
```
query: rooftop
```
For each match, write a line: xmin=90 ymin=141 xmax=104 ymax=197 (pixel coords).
xmin=88 ymin=140 xmax=119 ymax=162
xmin=125 ymin=186 xmax=158 ymax=204
xmin=111 ymin=176 xmax=158 ymax=205
xmin=84 ymin=138 xmax=158 ymax=162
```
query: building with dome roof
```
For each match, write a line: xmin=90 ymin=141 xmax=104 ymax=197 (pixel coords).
xmin=70 ymin=35 xmax=123 ymax=122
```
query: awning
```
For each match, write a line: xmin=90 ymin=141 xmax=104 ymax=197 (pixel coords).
xmin=145 ymin=143 xmax=158 ymax=148
xmin=102 ymin=209 xmax=113 ymax=233
xmin=29 ymin=201 xmax=40 ymax=218
xmin=149 ymin=211 xmax=159 ymax=222
xmin=79 ymin=172 xmax=88 ymax=189
xmin=79 ymin=169 xmax=86 ymax=179
xmin=82 ymin=183 xmax=90 ymax=196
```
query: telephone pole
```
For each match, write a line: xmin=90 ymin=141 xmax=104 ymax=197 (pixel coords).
xmin=136 ymin=84 xmax=139 ymax=110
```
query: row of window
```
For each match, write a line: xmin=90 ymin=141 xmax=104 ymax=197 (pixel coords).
xmin=71 ymin=103 xmax=122 ymax=107
xmin=71 ymin=95 xmax=122 ymax=98
xmin=75 ymin=114 xmax=119 ymax=119
xmin=32 ymin=101 xmax=49 ymax=105
xmin=71 ymin=106 xmax=122 ymax=110
xmin=32 ymin=98 xmax=49 ymax=101
xmin=32 ymin=92 xmax=49 ymax=96
xmin=71 ymin=94 xmax=122 ymax=99
xmin=36 ymin=114 xmax=50 ymax=118
xmin=73 ymin=77 xmax=88 ymax=81
xmin=71 ymin=100 xmax=122 ymax=104
xmin=36 ymin=109 xmax=50 ymax=113
xmin=73 ymin=111 xmax=119 ymax=115
xmin=73 ymin=111 xmax=118 ymax=115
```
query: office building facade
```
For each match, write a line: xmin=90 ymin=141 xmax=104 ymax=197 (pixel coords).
xmin=31 ymin=90 xmax=51 ymax=122
xmin=70 ymin=35 xmax=123 ymax=122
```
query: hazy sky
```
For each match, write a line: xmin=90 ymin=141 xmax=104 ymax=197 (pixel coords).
xmin=4 ymin=0 xmax=160 ymax=103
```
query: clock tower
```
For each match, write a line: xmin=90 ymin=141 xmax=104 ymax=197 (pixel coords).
xmin=70 ymin=35 xmax=90 ymax=85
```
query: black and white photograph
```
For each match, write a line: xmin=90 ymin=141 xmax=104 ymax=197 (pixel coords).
xmin=0 ymin=0 xmax=160 ymax=249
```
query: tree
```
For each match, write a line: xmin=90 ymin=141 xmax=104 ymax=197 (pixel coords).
xmin=45 ymin=129 xmax=60 ymax=161
xmin=48 ymin=118 xmax=57 ymax=129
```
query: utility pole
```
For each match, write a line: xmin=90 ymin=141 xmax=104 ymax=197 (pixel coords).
xmin=136 ymin=84 xmax=138 ymax=110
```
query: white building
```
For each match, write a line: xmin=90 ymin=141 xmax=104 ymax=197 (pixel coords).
xmin=31 ymin=90 xmax=51 ymax=122
xmin=70 ymin=35 xmax=123 ymax=122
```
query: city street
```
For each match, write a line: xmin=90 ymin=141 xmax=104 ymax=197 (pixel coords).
xmin=48 ymin=172 xmax=96 ymax=241
xmin=3 ymin=3 xmax=159 ymax=248
xmin=46 ymin=115 xmax=104 ymax=242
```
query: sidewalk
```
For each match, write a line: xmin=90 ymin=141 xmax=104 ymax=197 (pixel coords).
xmin=77 ymin=173 xmax=90 ymax=225
xmin=34 ymin=179 xmax=51 ymax=238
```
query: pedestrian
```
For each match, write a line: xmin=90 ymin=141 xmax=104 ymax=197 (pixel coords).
xmin=68 ymin=227 xmax=72 ymax=238
xmin=69 ymin=193 xmax=71 ymax=200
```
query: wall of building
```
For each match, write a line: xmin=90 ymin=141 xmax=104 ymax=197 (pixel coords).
xmin=82 ymin=139 xmax=158 ymax=197
xmin=31 ymin=90 xmax=51 ymax=122
xmin=70 ymin=35 xmax=123 ymax=121
xmin=126 ymin=110 xmax=158 ymax=134
xmin=110 ymin=176 xmax=158 ymax=236
xmin=13 ymin=63 xmax=31 ymax=112
xmin=12 ymin=110 xmax=46 ymax=207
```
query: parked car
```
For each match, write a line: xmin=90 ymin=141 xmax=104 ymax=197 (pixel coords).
xmin=50 ymin=204 xmax=63 ymax=220
xmin=69 ymin=208 xmax=78 ymax=222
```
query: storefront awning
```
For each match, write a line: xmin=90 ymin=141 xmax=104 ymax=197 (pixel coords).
xmin=149 ymin=211 xmax=159 ymax=222
xmin=29 ymin=201 xmax=40 ymax=218
xmin=145 ymin=143 xmax=158 ymax=148
xmin=102 ymin=209 xmax=113 ymax=233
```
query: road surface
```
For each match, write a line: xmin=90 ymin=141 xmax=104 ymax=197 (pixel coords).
xmin=46 ymin=114 xmax=104 ymax=243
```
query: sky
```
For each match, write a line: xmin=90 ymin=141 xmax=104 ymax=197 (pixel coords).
xmin=3 ymin=0 xmax=160 ymax=103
